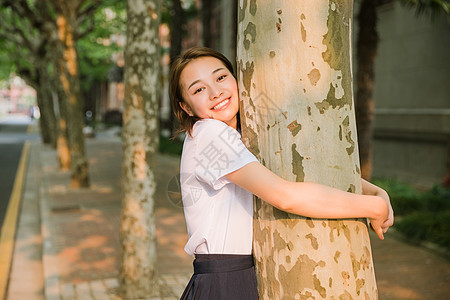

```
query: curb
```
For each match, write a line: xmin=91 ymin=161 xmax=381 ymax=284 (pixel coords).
xmin=0 ymin=141 xmax=30 ymax=300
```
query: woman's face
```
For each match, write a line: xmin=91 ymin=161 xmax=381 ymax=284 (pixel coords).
xmin=179 ymin=56 xmax=239 ymax=129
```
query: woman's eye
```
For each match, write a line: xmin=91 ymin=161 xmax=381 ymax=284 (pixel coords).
xmin=218 ymin=75 xmax=227 ymax=81
xmin=193 ymin=87 xmax=203 ymax=94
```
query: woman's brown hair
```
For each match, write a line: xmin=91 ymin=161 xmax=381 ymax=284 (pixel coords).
xmin=169 ymin=47 xmax=235 ymax=137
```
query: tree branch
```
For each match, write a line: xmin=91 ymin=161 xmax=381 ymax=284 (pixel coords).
xmin=76 ymin=18 xmax=95 ymax=40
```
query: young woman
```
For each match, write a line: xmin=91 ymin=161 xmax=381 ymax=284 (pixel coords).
xmin=169 ymin=47 xmax=394 ymax=300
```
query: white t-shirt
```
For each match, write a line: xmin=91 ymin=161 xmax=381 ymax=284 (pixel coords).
xmin=180 ymin=119 xmax=258 ymax=256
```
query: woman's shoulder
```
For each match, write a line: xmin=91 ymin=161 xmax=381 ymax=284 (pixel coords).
xmin=192 ymin=119 xmax=232 ymax=137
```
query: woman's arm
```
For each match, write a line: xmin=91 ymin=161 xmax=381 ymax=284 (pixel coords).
xmin=361 ymin=178 xmax=394 ymax=233
xmin=226 ymin=162 xmax=389 ymax=239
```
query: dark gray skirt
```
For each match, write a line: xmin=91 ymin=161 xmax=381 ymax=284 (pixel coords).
xmin=180 ymin=254 xmax=258 ymax=300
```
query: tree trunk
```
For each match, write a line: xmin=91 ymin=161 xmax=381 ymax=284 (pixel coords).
xmin=120 ymin=0 xmax=161 ymax=297
xmin=54 ymin=11 xmax=90 ymax=188
xmin=201 ymin=0 xmax=213 ymax=47
xmin=55 ymin=86 xmax=71 ymax=171
xmin=356 ymin=0 xmax=379 ymax=180
xmin=169 ymin=0 xmax=185 ymax=136
xmin=37 ymin=64 xmax=57 ymax=148
xmin=35 ymin=86 xmax=53 ymax=145
xmin=237 ymin=1 xmax=378 ymax=299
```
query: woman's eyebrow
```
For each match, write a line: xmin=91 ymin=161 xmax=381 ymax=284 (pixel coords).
xmin=188 ymin=68 xmax=226 ymax=90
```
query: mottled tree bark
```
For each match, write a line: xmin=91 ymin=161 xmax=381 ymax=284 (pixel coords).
xmin=55 ymin=85 xmax=71 ymax=171
xmin=52 ymin=1 xmax=90 ymax=188
xmin=356 ymin=0 xmax=379 ymax=180
xmin=120 ymin=0 xmax=161 ymax=297
xmin=237 ymin=1 xmax=378 ymax=299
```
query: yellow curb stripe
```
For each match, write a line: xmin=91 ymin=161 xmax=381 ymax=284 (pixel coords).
xmin=0 ymin=141 xmax=30 ymax=300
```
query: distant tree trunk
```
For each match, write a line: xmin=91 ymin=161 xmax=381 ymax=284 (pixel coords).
xmin=120 ymin=0 xmax=161 ymax=297
xmin=52 ymin=4 xmax=90 ymax=188
xmin=37 ymin=63 xmax=57 ymax=148
xmin=169 ymin=0 xmax=185 ymax=136
xmin=201 ymin=0 xmax=213 ymax=47
xmin=34 ymin=85 xmax=53 ymax=145
xmin=237 ymin=1 xmax=378 ymax=299
xmin=356 ymin=0 xmax=379 ymax=180
xmin=55 ymin=85 xmax=71 ymax=171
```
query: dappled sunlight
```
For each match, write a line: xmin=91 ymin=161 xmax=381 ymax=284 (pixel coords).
xmin=377 ymin=280 xmax=422 ymax=299
xmin=49 ymin=184 xmax=69 ymax=193
xmin=90 ymin=184 xmax=114 ymax=194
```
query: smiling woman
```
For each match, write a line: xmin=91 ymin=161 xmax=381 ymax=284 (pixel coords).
xmin=168 ymin=47 xmax=393 ymax=300
xmin=169 ymin=47 xmax=238 ymax=137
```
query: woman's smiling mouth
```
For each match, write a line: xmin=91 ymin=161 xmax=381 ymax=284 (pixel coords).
xmin=212 ymin=98 xmax=230 ymax=111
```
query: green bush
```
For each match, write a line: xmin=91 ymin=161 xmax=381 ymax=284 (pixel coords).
xmin=421 ymin=185 xmax=450 ymax=213
xmin=396 ymin=210 xmax=450 ymax=249
xmin=372 ymin=178 xmax=422 ymax=216
xmin=159 ymin=134 xmax=183 ymax=156
xmin=373 ymin=179 xmax=450 ymax=251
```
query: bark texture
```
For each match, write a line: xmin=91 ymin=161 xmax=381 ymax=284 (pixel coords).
xmin=356 ymin=0 xmax=379 ymax=180
xmin=52 ymin=1 xmax=90 ymax=187
xmin=237 ymin=1 xmax=378 ymax=299
xmin=120 ymin=0 xmax=161 ymax=297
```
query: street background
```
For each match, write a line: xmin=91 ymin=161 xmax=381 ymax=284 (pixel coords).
xmin=0 ymin=115 xmax=448 ymax=299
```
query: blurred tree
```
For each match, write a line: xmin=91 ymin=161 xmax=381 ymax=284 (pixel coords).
xmin=238 ymin=1 xmax=378 ymax=298
xmin=0 ymin=3 xmax=57 ymax=147
xmin=201 ymin=0 xmax=213 ymax=47
xmin=355 ymin=0 xmax=449 ymax=180
xmin=167 ymin=0 xmax=185 ymax=135
xmin=120 ymin=0 xmax=161 ymax=297
xmin=0 ymin=0 xmax=105 ymax=187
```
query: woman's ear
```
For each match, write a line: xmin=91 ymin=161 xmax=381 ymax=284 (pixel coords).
xmin=179 ymin=101 xmax=194 ymax=117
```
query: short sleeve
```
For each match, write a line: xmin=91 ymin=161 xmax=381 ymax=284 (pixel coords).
xmin=193 ymin=119 xmax=258 ymax=190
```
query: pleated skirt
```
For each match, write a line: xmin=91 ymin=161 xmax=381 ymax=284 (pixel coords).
xmin=180 ymin=254 xmax=258 ymax=300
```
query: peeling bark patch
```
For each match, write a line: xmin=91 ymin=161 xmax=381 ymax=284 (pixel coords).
xmin=276 ymin=22 xmax=281 ymax=33
xmin=334 ymin=250 xmax=341 ymax=263
xmin=356 ymin=278 xmax=366 ymax=296
xmin=240 ymin=61 xmax=254 ymax=95
xmin=314 ymin=274 xmax=327 ymax=298
xmin=339 ymin=290 xmax=354 ymax=300
xmin=243 ymin=22 xmax=256 ymax=50
xmin=291 ymin=144 xmax=305 ymax=182
xmin=272 ymin=207 xmax=296 ymax=229
xmin=279 ymin=255 xmax=325 ymax=298
xmin=238 ymin=0 xmax=248 ymax=23
xmin=345 ymin=131 xmax=354 ymax=155
xmin=306 ymin=217 xmax=315 ymax=228
xmin=305 ymin=233 xmax=319 ymax=250
xmin=301 ymin=22 xmax=307 ymax=42
xmin=321 ymin=2 xmax=353 ymax=110
xmin=287 ymin=120 xmax=302 ymax=137
xmin=249 ymin=0 xmax=257 ymax=16
xmin=347 ymin=184 xmax=355 ymax=193
xmin=307 ymin=68 xmax=321 ymax=86
xmin=329 ymin=220 xmax=352 ymax=243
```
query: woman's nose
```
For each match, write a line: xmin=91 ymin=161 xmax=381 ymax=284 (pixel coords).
xmin=209 ymin=85 xmax=223 ymax=100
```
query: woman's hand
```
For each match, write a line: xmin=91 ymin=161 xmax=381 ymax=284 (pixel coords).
xmin=361 ymin=179 xmax=394 ymax=237
xmin=368 ymin=196 xmax=390 ymax=240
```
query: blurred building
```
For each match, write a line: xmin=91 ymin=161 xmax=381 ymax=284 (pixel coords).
xmin=362 ymin=2 xmax=450 ymax=187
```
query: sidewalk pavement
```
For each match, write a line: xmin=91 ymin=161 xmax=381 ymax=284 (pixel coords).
xmin=5 ymin=127 xmax=450 ymax=300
